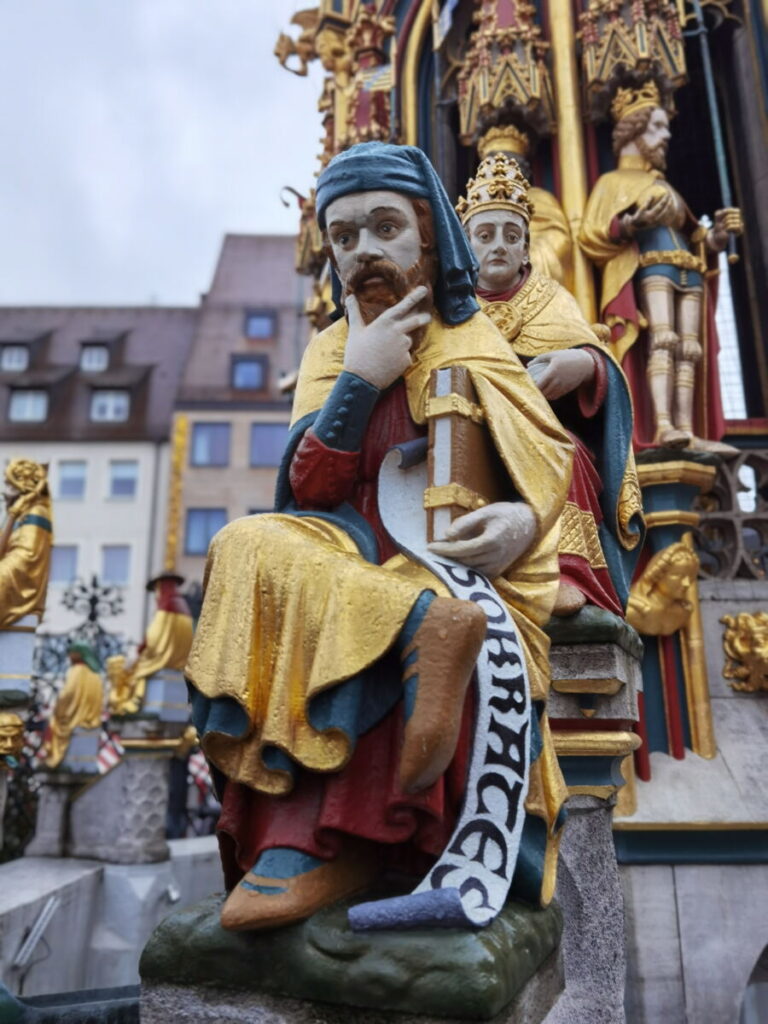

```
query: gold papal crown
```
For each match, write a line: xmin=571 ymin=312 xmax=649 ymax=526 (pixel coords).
xmin=610 ymin=81 xmax=661 ymax=122
xmin=477 ymin=125 xmax=530 ymax=160
xmin=456 ymin=153 xmax=534 ymax=226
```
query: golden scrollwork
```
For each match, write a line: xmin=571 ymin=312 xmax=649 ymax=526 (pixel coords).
xmin=626 ymin=541 xmax=700 ymax=636
xmin=721 ymin=611 xmax=768 ymax=693
xmin=579 ymin=0 xmax=688 ymax=122
xmin=0 ymin=712 xmax=24 ymax=762
xmin=457 ymin=0 xmax=555 ymax=145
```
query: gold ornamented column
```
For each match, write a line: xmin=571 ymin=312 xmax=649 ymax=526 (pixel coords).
xmin=547 ymin=0 xmax=596 ymax=321
xmin=164 ymin=414 xmax=189 ymax=572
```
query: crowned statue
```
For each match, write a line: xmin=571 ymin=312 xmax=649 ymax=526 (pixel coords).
xmin=458 ymin=152 xmax=643 ymax=617
xmin=0 ymin=460 xmax=53 ymax=629
xmin=579 ymin=81 xmax=743 ymax=452
xmin=186 ymin=141 xmax=575 ymax=934
xmin=45 ymin=642 xmax=104 ymax=769
xmin=107 ymin=571 xmax=193 ymax=716
xmin=477 ymin=125 xmax=574 ymax=292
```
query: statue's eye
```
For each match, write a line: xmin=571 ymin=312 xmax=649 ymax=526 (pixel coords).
xmin=378 ymin=221 xmax=398 ymax=236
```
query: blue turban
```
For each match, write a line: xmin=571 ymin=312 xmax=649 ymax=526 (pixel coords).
xmin=316 ymin=142 xmax=479 ymax=326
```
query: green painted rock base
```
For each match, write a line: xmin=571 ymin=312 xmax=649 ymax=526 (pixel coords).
xmin=545 ymin=605 xmax=643 ymax=659
xmin=140 ymin=884 xmax=563 ymax=1022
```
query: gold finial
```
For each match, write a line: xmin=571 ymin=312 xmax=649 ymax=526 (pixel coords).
xmin=5 ymin=459 xmax=48 ymax=496
xmin=477 ymin=125 xmax=530 ymax=160
xmin=456 ymin=153 xmax=534 ymax=227
xmin=610 ymin=81 xmax=662 ymax=122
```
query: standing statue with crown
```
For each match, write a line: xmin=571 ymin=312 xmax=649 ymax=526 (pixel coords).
xmin=580 ymin=81 xmax=743 ymax=451
xmin=459 ymin=152 xmax=643 ymax=616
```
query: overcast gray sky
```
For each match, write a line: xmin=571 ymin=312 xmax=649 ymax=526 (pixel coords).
xmin=0 ymin=0 xmax=324 ymax=306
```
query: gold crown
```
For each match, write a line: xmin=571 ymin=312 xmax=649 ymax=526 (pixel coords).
xmin=5 ymin=459 xmax=48 ymax=495
xmin=610 ymin=81 xmax=661 ymax=122
xmin=456 ymin=153 xmax=534 ymax=226
xmin=477 ymin=125 xmax=530 ymax=160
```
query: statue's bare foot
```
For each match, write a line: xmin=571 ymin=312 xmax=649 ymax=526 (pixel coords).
xmin=220 ymin=844 xmax=378 ymax=931
xmin=686 ymin=435 xmax=739 ymax=455
xmin=552 ymin=581 xmax=587 ymax=617
xmin=399 ymin=596 xmax=486 ymax=794
xmin=653 ymin=427 xmax=691 ymax=449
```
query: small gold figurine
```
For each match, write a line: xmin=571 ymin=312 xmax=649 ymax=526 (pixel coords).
xmin=0 ymin=460 xmax=53 ymax=629
xmin=107 ymin=571 xmax=193 ymax=715
xmin=721 ymin=612 xmax=768 ymax=693
xmin=45 ymin=643 xmax=104 ymax=769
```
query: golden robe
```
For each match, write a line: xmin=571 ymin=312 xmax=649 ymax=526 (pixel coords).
xmin=479 ymin=268 xmax=642 ymax=556
xmin=110 ymin=610 xmax=193 ymax=714
xmin=46 ymin=663 xmax=103 ymax=769
xmin=530 ymin=186 xmax=574 ymax=293
xmin=0 ymin=498 xmax=53 ymax=629
xmin=187 ymin=310 xmax=574 ymax=895
xmin=579 ymin=154 xmax=672 ymax=360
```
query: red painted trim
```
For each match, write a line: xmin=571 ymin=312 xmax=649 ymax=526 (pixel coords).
xmin=549 ymin=718 xmax=634 ymax=731
xmin=660 ymin=635 xmax=685 ymax=759
xmin=634 ymin=691 xmax=651 ymax=781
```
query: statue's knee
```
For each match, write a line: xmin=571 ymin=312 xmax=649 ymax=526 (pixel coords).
xmin=679 ymin=338 xmax=703 ymax=364
xmin=648 ymin=328 xmax=679 ymax=353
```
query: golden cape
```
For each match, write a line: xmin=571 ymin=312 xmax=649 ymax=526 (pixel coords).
xmin=579 ymin=156 xmax=673 ymax=361
xmin=479 ymin=268 xmax=642 ymax=552
xmin=187 ymin=310 xmax=573 ymax=891
xmin=0 ymin=499 xmax=52 ymax=629
xmin=46 ymin=663 xmax=103 ymax=769
xmin=529 ymin=185 xmax=574 ymax=293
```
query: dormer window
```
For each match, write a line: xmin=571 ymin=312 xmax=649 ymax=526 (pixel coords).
xmin=90 ymin=389 xmax=130 ymax=422
xmin=9 ymin=389 xmax=48 ymax=422
xmin=1 ymin=345 xmax=29 ymax=372
xmin=80 ymin=344 xmax=109 ymax=373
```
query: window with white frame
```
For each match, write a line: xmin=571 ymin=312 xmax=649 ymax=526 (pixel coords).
xmin=50 ymin=545 xmax=78 ymax=584
xmin=1 ymin=345 xmax=29 ymax=372
xmin=90 ymin=389 xmax=130 ymax=422
xmin=9 ymin=389 xmax=48 ymax=422
xmin=190 ymin=423 xmax=231 ymax=467
xmin=80 ymin=344 xmax=109 ymax=373
xmin=58 ymin=460 xmax=86 ymax=499
xmin=108 ymin=460 xmax=138 ymax=498
xmin=101 ymin=545 xmax=131 ymax=585
xmin=185 ymin=508 xmax=227 ymax=555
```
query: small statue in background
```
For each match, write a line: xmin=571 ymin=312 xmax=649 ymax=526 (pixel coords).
xmin=477 ymin=125 xmax=574 ymax=291
xmin=580 ymin=81 xmax=742 ymax=451
xmin=45 ymin=643 xmax=104 ymax=769
xmin=459 ymin=152 xmax=643 ymax=616
xmin=0 ymin=460 xmax=53 ymax=629
xmin=107 ymin=571 xmax=192 ymax=715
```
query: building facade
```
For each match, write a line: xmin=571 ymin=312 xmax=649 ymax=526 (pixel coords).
xmin=0 ymin=307 xmax=196 ymax=642
xmin=166 ymin=234 xmax=309 ymax=588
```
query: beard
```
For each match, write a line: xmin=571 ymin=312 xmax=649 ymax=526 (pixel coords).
xmin=342 ymin=253 xmax=435 ymax=326
xmin=637 ymin=136 xmax=667 ymax=171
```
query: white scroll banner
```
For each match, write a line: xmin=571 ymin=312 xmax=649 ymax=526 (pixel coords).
xmin=348 ymin=444 xmax=531 ymax=930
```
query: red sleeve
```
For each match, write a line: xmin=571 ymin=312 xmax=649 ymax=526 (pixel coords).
xmin=289 ymin=430 xmax=360 ymax=509
xmin=609 ymin=215 xmax=624 ymax=244
xmin=577 ymin=347 xmax=609 ymax=418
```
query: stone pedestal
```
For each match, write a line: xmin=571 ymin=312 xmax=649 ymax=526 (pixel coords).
xmin=0 ymin=615 xmax=38 ymax=708
xmin=68 ymin=752 xmax=171 ymax=864
xmin=140 ymin=891 xmax=564 ymax=1023
xmin=545 ymin=608 xmax=643 ymax=1024
xmin=25 ymin=772 xmax=81 ymax=857
xmin=545 ymin=796 xmax=626 ymax=1024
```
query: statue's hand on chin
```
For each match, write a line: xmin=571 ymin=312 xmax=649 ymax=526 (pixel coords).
xmin=428 ymin=502 xmax=536 ymax=579
xmin=343 ymin=286 xmax=431 ymax=389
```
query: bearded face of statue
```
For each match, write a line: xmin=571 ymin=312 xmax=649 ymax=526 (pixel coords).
xmin=0 ymin=714 xmax=23 ymax=758
xmin=467 ymin=210 xmax=529 ymax=292
xmin=636 ymin=107 xmax=670 ymax=171
xmin=326 ymin=190 xmax=435 ymax=324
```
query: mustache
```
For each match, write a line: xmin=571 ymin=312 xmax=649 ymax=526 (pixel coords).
xmin=344 ymin=258 xmax=409 ymax=299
